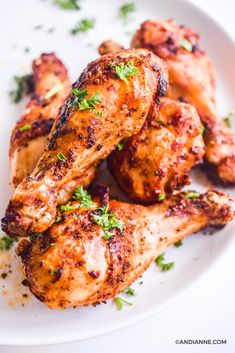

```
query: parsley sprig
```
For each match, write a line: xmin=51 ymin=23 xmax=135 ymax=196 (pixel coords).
xmin=155 ymin=253 xmax=174 ymax=272
xmin=19 ymin=124 xmax=32 ymax=132
xmin=0 ymin=235 xmax=18 ymax=251
xmin=119 ymin=3 xmax=136 ymax=22
xmin=114 ymin=296 xmax=133 ymax=311
xmin=60 ymin=203 xmax=77 ymax=212
xmin=179 ymin=38 xmax=192 ymax=52
xmin=71 ymin=89 xmax=101 ymax=110
xmin=71 ymin=18 xmax=95 ymax=35
xmin=73 ymin=186 xmax=95 ymax=208
xmin=10 ymin=74 xmax=31 ymax=103
xmin=93 ymin=205 xmax=124 ymax=240
xmin=110 ymin=60 xmax=138 ymax=83
xmin=55 ymin=0 xmax=80 ymax=10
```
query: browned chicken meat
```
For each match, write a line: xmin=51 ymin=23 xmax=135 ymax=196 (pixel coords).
xmin=131 ymin=19 xmax=235 ymax=184
xmin=10 ymin=53 xmax=70 ymax=188
xmin=98 ymin=40 xmax=124 ymax=56
xmin=108 ymin=97 xmax=204 ymax=203
xmin=2 ymin=48 xmax=168 ymax=237
xmin=17 ymin=186 xmax=234 ymax=308
xmin=9 ymin=53 xmax=97 ymax=204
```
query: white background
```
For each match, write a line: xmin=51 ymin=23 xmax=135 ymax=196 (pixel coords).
xmin=1 ymin=0 xmax=235 ymax=352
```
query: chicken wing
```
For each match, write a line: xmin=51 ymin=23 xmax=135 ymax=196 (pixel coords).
xmin=131 ymin=19 xmax=235 ymax=184
xmin=2 ymin=49 xmax=168 ymax=237
xmin=9 ymin=53 xmax=97 ymax=204
xmin=108 ymin=97 xmax=204 ymax=203
xmin=17 ymin=186 xmax=234 ymax=308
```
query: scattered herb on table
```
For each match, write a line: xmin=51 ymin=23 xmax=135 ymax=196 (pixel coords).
xmin=155 ymin=253 xmax=174 ymax=272
xmin=19 ymin=124 xmax=32 ymax=132
xmin=10 ymin=74 xmax=31 ymax=103
xmin=114 ymin=296 xmax=133 ymax=311
xmin=110 ymin=60 xmax=138 ymax=83
xmin=34 ymin=24 xmax=43 ymax=30
xmin=0 ymin=235 xmax=18 ymax=251
xmin=55 ymin=0 xmax=80 ymax=10
xmin=71 ymin=18 xmax=95 ymax=35
xmin=174 ymin=240 xmax=183 ymax=248
xmin=125 ymin=287 xmax=137 ymax=296
xmin=179 ymin=38 xmax=192 ymax=52
xmin=73 ymin=186 xmax=95 ymax=208
xmin=119 ymin=3 xmax=136 ymax=22
xmin=93 ymin=205 xmax=124 ymax=240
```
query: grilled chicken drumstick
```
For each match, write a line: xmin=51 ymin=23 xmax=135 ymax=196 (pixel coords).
xmin=17 ymin=186 xmax=234 ymax=308
xmin=131 ymin=19 xmax=235 ymax=184
xmin=3 ymin=49 xmax=168 ymax=237
xmin=108 ymin=97 xmax=204 ymax=203
xmin=9 ymin=53 xmax=97 ymax=204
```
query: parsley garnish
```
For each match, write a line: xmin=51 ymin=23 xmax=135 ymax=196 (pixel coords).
xmin=57 ymin=152 xmax=66 ymax=161
xmin=73 ymin=186 xmax=95 ymax=208
xmin=201 ymin=124 xmax=205 ymax=135
xmin=55 ymin=0 xmax=80 ymax=10
xmin=184 ymin=191 xmax=200 ymax=199
xmin=71 ymin=18 xmax=95 ymax=35
xmin=19 ymin=124 xmax=31 ymax=132
xmin=10 ymin=74 xmax=31 ymax=103
xmin=117 ymin=142 xmax=124 ymax=151
xmin=111 ymin=61 xmax=138 ymax=83
xmin=157 ymin=193 xmax=166 ymax=202
xmin=55 ymin=215 xmax=62 ymax=223
xmin=60 ymin=203 xmax=77 ymax=212
xmin=96 ymin=111 xmax=103 ymax=117
xmin=114 ymin=296 xmax=133 ymax=311
xmin=71 ymin=89 xmax=101 ymax=110
xmin=49 ymin=266 xmax=55 ymax=276
xmin=174 ymin=240 xmax=183 ymax=248
xmin=179 ymin=38 xmax=192 ymax=52
xmin=155 ymin=253 xmax=174 ymax=272
xmin=223 ymin=112 xmax=234 ymax=128
xmin=44 ymin=82 xmax=63 ymax=101
xmin=119 ymin=3 xmax=135 ymax=21
xmin=51 ymin=243 xmax=57 ymax=249
xmin=125 ymin=287 xmax=137 ymax=296
xmin=0 ymin=235 xmax=18 ymax=251
xmin=93 ymin=205 xmax=124 ymax=240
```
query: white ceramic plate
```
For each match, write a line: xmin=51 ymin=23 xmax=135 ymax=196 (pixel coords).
xmin=0 ymin=0 xmax=235 ymax=346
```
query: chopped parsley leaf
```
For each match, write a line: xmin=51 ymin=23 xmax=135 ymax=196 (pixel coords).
xmin=119 ymin=3 xmax=136 ymax=21
xmin=125 ymin=287 xmax=137 ymax=296
xmin=201 ymin=124 xmax=205 ymax=135
xmin=55 ymin=0 xmax=80 ymax=10
xmin=19 ymin=124 xmax=31 ymax=132
xmin=10 ymin=74 xmax=31 ymax=103
xmin=179 ymin=38 xmax=192 ymax=52
xmin=51 ymin=243 xmax=57 ymax=249
xmin=111 ymin=60 xmax=138 ymax=83
xmin=114 ymin=296 xmax=133 ymax=311
xmin=79 ymin=92 xmax=101 ymax=110
xmin=57 ymin=152 xmax=67 ymax=161
xmin=44 ymin=82 xmax=63 ymax=100
xmin=96 ymin=111 xmax=103 ymax=117
xmin=93 ymin=205 xmax=124 ymax=240
xmin=73 ymin=186 xmax=95 ymax=208
xmin=0 ymin=235 xmax=18 ymax=251
xmin=60 ymin=203 xmax=77 ymax=212
xmin=184 ymin=191 xmax=200 ymax=199
xmin=157 ymin=193 xmax=166 ymax=202
xmin=174 ymin=240 xmax=183 ymax=248
xmin=49 ymin=266 xmax=55 ymax=276
xmin=55 ymin=216 xmax=62 ymax=223
xmin=71 ymin=18 xmax=95 ymax=35
xmin=155 ymin=253 xmax=174 ymax=272
xmin=117 ymin=142 xmax=124 ymax=151
xmin=223 ymin=112 xmax=234 ymax=128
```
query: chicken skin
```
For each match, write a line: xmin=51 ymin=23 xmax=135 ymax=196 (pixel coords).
xmin=131 ymin=19 xmax=235 ymax=184
xmin=9 ymin=53 xmax=97 ymax=204
xmin=17 ymin=186 xmax=234 ymax=308
xmin=108 ymin=97 xmax=204 ymax=203
xmin=2 ymin=49 xmax=168 ymax=237
xmin=10 ymin=53 xmax=71 ymax=188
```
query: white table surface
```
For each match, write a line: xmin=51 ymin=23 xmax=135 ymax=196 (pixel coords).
xmin=1 ymin=0 xmax=235 ymax=352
